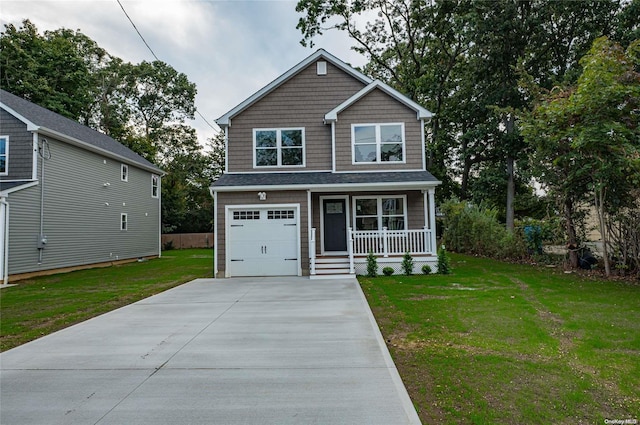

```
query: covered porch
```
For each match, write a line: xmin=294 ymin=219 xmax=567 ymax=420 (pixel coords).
xmin=309 ymin=188 xmax=438 ymax=277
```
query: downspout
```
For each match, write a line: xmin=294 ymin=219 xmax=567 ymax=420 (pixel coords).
xmin=158 ymin=175 xmax=162 ymax=258
xmin=38 ymin=139 xmax=51 ymax=264
xmin=1 ymin=196 xmax=9 ymax=284
xmin=209 ymin=187 xmax=218 ymax=278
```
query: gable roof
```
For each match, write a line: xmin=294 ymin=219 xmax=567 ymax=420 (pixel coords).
xmin=216 ymin=49 xmax=373 ymax=127
xmin=324 ymin=80 xmax=433 ymax=122
xmin=0 ymin=89 xmax=163 ymax=174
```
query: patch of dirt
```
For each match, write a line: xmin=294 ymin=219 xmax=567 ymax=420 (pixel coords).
xmin=403 ymin=295 xmax=452 ymax=301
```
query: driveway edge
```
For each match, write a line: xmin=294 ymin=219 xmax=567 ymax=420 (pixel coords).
xmin=354 ymin=279 xmax=423 ymax=425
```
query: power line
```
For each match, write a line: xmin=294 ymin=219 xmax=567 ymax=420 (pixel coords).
xmin=116 ymin=0 xmax=159 ymax=62
xmin=115 ymin=0 xmax=220 ymax=135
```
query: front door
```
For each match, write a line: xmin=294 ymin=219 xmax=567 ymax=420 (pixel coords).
xmin=323 ymin=199 xmax=347 ymax=252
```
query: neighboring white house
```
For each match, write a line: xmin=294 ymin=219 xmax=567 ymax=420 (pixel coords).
xmin=0 ymin=89 xmax=164 ymax=284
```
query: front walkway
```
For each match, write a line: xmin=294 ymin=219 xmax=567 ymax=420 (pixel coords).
xmin=0 ymin=277 xmax=420 ymax=425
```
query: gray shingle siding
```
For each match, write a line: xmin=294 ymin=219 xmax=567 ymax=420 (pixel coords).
xmin=1 ymin=109 xmax=34 ymax=180
xmin=334 ymin=88 xmax=424 ymax=171
xmin=7 ymin=136 xmax=160 ymax=275
xmin=227 ymin=61 xmax=366 ymax=172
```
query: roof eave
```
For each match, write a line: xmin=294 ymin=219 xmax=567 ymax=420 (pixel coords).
xmin=324 ymin=80 xmax=434 ymax=123
xmin=35 ymin=127 xmax=165 ymax=175
xmin=210 ymin=180 xmax=442 ymax=192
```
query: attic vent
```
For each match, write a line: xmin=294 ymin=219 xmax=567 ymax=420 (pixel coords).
xmin=317 ymin=61 xmax=327 ymax=76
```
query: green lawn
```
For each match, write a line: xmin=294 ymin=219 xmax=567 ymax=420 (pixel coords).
xmin=0 ymin=249 xmax=213 ymax=351
xmin=360 ymin=254 xmax=640 ymax=424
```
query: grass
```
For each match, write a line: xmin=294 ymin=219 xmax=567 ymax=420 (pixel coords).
xmin=359 ymin=254 xmax=640 ymax=425
xmin=0 ymin=249 xmax=213 ymax=352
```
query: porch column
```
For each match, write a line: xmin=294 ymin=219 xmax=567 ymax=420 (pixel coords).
xmin=348 ymin=227 xmax=355 ymax=274
xmin=310 ymin=228 xmax=317 ymax=275
xmin=428 ymin=188 xmax=437 ymax=254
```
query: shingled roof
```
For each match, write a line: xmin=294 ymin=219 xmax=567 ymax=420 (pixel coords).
xmin=0 ymin=89 xmax=163 ymax=174
xmin=212 ymin=171 xmax=440 ymax=191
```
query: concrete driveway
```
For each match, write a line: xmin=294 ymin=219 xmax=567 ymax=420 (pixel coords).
xmin=0 ymin=277 xmax=421 ymax=425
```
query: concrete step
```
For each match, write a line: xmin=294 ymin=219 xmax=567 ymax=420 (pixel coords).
xmin=315 ymin=268 xmax=351 ymax=274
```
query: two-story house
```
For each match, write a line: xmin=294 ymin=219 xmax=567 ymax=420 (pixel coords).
xmin=0 ymin=89 xmax=164 ymax=284
xmin=210 ymin=49 xmax=441 ymax=278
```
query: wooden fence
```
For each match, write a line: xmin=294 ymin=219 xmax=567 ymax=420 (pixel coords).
xmin=161 ymin=233 xmax=214 ymax=249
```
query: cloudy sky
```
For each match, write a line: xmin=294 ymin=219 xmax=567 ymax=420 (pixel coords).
xmin=1 ymin=0 xmax=369 ymax=145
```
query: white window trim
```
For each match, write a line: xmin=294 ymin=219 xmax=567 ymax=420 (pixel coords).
xmin=121 ymin=164 xmax=128 ymax=182
xmin=351 ymin=123 xmax=406 ymax=165
xmin=253 ymin=128 xmax=306 ymax=168
xmin=352 ymin=195 xmax=408 ymax=231
xmin=120 ymin=213 xmax=128 ymax=231
xmin=0 ymin=136 xmax=8 ymax=176
xmin=151 ymin=174 xmax=159 ymax=198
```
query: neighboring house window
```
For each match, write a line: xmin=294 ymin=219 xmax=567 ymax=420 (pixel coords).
xmin=121 ymin=164 xmax=128 ymax=182
xmin=254 ymin=128 xmax=304 ymax=167
xmin=354 ymin=196 xmax=406 ymax=231
xmin=352 ymin=123 xmax=404 ymax=163
xmin=120 ymin=213 xmax=128 ymax=231
xmin=151 ymin=174 xmax=159 ymax=198
xmin=0 ymin=136 xmax=7 ymax=175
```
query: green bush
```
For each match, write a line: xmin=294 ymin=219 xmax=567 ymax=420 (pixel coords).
xmin=441 ymin=200 xmax=528 ymax=260
xmin=382 ymin=267 xmax=394 ymax=276
xmin=401 ymin=251 xmax=414 ymax=275
xmin=366 ymin=251 xmax=378 ymax=278
xmin=421 ymin=264 xmax=432 ymax=275
xmin=437 ymin=245 xmax=451 ymax=274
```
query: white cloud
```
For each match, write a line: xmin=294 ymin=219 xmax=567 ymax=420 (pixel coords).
xmin=1 ymin=0 xmax=369 ymax=145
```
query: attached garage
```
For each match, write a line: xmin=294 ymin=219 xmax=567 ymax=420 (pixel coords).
xmin=225 ymin=205 xmax=301 ymax=277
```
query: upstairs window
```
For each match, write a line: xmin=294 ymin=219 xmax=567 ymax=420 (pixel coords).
xmin=0 ymin=136 xmax=7 ymax=175
xmin=151 ymin=174 xmax=159 ymax=198
xmin=352 ymin=123 xmax=404 ymax=163
xmin=121 ymin=164 xmax=128 ymax=182
xmin=254 ymin=128 xmax=304 ymax=167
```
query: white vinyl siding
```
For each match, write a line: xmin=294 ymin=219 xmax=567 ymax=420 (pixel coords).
xmin=253 ymin=128 xmax=305 ymax=168
xmin=353 ymin=195 xmax=407 ymax=231
xmin=352 ymin=123 xmax=405 ymax=164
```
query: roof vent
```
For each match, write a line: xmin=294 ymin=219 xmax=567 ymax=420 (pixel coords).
xmin=317 ymin=61 xmax=327 ymax=76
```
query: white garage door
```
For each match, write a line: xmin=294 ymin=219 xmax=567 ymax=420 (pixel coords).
xmin=227 ymin=207 xmax=299 ymax=277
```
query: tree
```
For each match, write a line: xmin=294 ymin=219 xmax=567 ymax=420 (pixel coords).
xmin=1 ymin=21 xmax=211 ymax=234
xmin=520 ymin=37 xmax=640 ymax=274
xmin=295 ymin=0 xmax=629 ymax=220
xmin=0 ymin=19 xmax=109 ymax=120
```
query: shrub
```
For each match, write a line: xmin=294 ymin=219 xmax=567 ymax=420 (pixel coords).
xmin=163 ymin=240 xmax=175 ymax=251
xmin=366 ymin=251 xmax=378 ymax=278
xmin=441 ymin=200 xmax=528 ymax=260
xmin=401 ymin=251 xmax=414 ymax=275
xmin=382 ymin=267 xmax=394 ymax=276
xmin=437 ymin=245 xmax=451 ymax=275
xmin=421 ymin=264 xmax=432 ymax=275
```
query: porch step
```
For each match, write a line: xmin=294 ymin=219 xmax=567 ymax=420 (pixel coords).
xmin=312 ymin=257 xmax=353 ymax=277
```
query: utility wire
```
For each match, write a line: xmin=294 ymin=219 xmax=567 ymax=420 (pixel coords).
xmin=116 ymin=0 xmax=220 ymax=134
xmin=117 ymin=0 xmax=159 ymax=62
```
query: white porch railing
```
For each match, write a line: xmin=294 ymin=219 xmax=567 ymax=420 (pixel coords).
xmin=350 ymin=227 xmax=434 ymax=257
